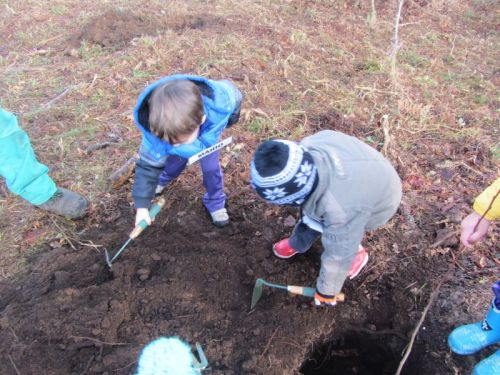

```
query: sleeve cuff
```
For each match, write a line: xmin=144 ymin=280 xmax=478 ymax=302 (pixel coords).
xmin=134 ymin=197 xmax=152 ymax=209
xmin=473 ymin=201 xmax=496 ymax=221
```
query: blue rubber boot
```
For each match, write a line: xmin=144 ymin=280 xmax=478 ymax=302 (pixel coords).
xmin=448 ymin=282 xmax=500 ymax=355
xmin=472 ymin=349 xmax=500 ymax=375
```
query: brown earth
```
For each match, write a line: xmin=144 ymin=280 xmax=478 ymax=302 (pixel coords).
xmin=0 ymin=114 xmax=496 ymax=375
xmin=76 ymin=10 xmax=227 ymax=48
xmin=1 ymin=1 xmax=498 ymax=375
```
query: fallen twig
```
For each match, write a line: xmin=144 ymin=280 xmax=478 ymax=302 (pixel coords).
xmin=399 ymin=199 xmax=418 ymax=231
xmin=49 ymin=217 xmax=76 ymax=250
xmin=30 ymin=85 xmax=79 ymax=115
xmin=260 ymin=328 xmax=279 ymax=358
xmin=85 ymin=138 xmax=120 ymax=155
xmin=81 ymin=354 xmax=95 ymax=375
xmin=8 ymin=354 xmax=21 ymax=375
xmin=431 ymin=231 xmax=458 ymax=248
xmin=112 ymin=359 xmax=137 ymax=372
xmin=381 ymin=115 xmax=391 ymax=156
xmin=108 ymin=154 xmax=139 ymax=189
xmin=76 ymin=240 xmax=103 ymax=253
xmin=69 ymin=335 xmax=130 ymax=346
xmin=395 ymin=271 xmax=449 ymax=375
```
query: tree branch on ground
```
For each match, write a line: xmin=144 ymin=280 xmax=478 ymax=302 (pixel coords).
xmin=390 ymin=0 xmax=405 ymax=81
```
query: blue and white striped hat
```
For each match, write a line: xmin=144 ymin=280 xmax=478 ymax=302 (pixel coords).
xmin=250 ymin=140 xmax=317 ymax=205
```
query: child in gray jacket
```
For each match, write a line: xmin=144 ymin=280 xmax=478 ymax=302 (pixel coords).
xmin=250 ymin=130 xmax=402 ymax=306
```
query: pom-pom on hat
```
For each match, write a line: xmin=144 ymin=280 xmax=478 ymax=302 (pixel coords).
xmin=136 ymin=337 xmax=200 ymax=375
xmin=250 ymin=140 xmax=317 ymax=205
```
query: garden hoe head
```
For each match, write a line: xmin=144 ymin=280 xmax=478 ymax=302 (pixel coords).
xmin=250 ymin=278 xmax=319 ymax=309
xmin=251 ymin=278 xmax=265 ymax=309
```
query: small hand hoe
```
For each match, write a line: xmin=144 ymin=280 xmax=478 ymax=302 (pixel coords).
xmin=104 ymin=197 xmax=166 ymax=267
xmin=250 ymin=278 xmax=345 ymax=309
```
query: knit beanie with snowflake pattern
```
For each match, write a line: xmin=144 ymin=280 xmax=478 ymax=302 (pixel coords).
xmin=250 ymin=140 xmax=318 ymax=205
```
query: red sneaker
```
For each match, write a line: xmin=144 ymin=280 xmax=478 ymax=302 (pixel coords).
xmin=347 ymin=245 xmax=369 ymax=279
xmin=273 ymin=238 xmax=298 ymax=259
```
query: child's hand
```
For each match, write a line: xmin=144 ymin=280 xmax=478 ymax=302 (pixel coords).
xmin=460 ymin=211 xmax=490 ymax=248
xmin=135 ymin=208 xmax=152 ymax=227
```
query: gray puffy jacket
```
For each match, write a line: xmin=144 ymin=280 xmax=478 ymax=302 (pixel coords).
xmin=301 ymin=130 xmax=402 ymax=295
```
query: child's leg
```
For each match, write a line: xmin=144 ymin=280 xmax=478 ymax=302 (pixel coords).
xmin=0 ymin=108 xmax=57 ymax=205
xmin=200 ymin=150 xmax=226 ymax=212
xmin=289 ymin=221 xmax=322 ymax=253
xmin=158 ymin=155 xmax=188 ymax=186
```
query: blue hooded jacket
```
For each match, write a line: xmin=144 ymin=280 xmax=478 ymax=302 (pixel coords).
xmin=132 ymin=74 xmax=242 ymax=208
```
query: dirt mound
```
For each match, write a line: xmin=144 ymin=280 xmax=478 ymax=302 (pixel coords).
xmin=77 ymin=10 xmax=226 ymax=47
xmin=0 ymin=125 xmax=486 ymax=375
xmin=78 ymin=10 xmax=157 ymax=47
xmin=0 ymin=183 xmax=476 ymax=374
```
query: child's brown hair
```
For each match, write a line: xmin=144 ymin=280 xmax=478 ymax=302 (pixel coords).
xmin=148 ymin=80 xmax=204 ymax=144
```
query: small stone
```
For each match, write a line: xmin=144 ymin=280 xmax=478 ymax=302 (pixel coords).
xmin=137 ymin=268 xmax=150 ymax=276
xmin=366 ymin=324 xmax=377 ymax=331
xmin=64 ymin=288 xmax=78 ymax=297
xmin=252 ymin=328 xmax=260 ymax=336
xmin=139 ymin=274 xmax=149 ymax=281
xmin=68 ymin=48 xmax=79 ymax=57
xmin=92 ymin=328 xmax=101 ymax=336
xmin=245 ymin=269 xmax=254 ymax=276
xmin=90 ymin=263 xmax=100 ymax=272
xmin=101 ymin=318 xmax=111 ymax=329
xmin=151 ymin=254 xmax=161 ymax=261
xmin=284 ymin=215 xmax=296 ymax=227
xmin=202 ymin=231 xmax=217 ymax=238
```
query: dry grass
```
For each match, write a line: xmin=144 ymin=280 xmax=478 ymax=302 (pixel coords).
xmin=0 ymin=0 xmax=497 ymax=307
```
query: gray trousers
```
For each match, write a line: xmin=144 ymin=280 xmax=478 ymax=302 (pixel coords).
xmin=289 ymin=220 xmax=322 ymax=253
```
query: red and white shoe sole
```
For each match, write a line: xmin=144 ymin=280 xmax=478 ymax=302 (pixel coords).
xmin=348 ymin=253 xmax=369 ymax=280
xmin=272 ymin=245 xmax=299 ymax=259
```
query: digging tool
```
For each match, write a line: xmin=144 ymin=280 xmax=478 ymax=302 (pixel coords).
xmin=192 ymin=342 xmax=209 ymax=370
xmin=250 ymin=278 xmax=345 ymax=309
xmin=104 ymin=197 xmax=166 ymax=267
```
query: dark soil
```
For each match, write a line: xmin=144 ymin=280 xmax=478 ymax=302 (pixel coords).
xmin=77 ymin=10 xmax=228 ymax=47
xmin=0 ymin=115 xmax=495 ymax=375
xmin=78 ymin=10 xmax=158 ymax=47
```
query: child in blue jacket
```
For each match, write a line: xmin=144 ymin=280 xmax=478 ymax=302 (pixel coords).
xmin=132 ymin=75 xmax=242 ymax=227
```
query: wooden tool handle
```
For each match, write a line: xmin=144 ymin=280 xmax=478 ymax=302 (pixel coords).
xmin=129 ymin=198 xmax=166 ymax=239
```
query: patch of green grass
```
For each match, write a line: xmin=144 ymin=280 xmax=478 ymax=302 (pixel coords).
xmin=399 ymin=50 xmax=429 ymax=68
xmin=290 ymin=30 xmax=308 ymax=45
xmin=78 ymin=42 xmax=107 ymax=60
xmin=60 ymin=125 xmax=98 ymax=140
xmin=491 ymin=143 xmax=500 ymax=160
xmin=50 ymin=5 xmax=67 ymax=15
xmin=247 ymin=117 xmax=266 ymax=133
xmin=416 ymin=75 xmax=438 ymax=88
xmin=464 ymin=9 xmax=475 ymax=18
xmin=442 ymin=71 xmax=459 ymax=82
xmin=442 ymin=55 xmax=455 ymax=64
xmin=443 ymin=127 xmax=482 ymax=141
xmin=425 ymin=32 xmax=440 ymax=44
xmin=466 ymin=75 xmax=485 ymax=91
xmin=132 ymin=69 xmax=153 ymax=79
xmin=16 ymin=30 xmax=36 ymax=45
xmin=138 ymin=35 xmax=156 ymax=47
xmin=355 ymin=59 xmax=381 ymax=72
xmin=473 ymin=94 xmax=489 ymax=105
